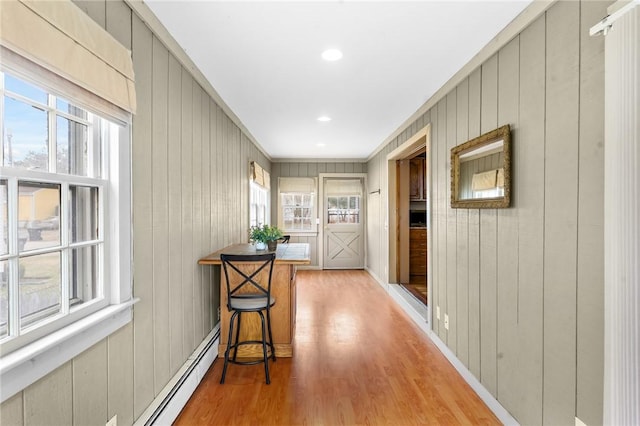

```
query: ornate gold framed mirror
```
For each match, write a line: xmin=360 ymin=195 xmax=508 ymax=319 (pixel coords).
xmin=451 ymin=124 xmax=511 ymax=208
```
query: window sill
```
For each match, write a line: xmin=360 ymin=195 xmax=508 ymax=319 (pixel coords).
xmin=0 ymin=298 xmax=139 ymax=403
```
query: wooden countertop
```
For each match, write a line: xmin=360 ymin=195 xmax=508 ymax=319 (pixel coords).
xmin=198 ymin=242 xmax=310 ymax=265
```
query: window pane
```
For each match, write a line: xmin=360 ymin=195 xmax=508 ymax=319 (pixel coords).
xmin=19 ymin=182 xmax=61 ymax=251
xmin=19 ymin=252 xmax=61 ymax=329
xmin=0 ymin=260 xmax=7 ymax=338
xmin=5 ymin=74 xmax=47 ymax=104
xmin=57 ymin=116 xmax=90 ymax=175
xmin=70 ymin=186 xmax=98 ymax=243
xmin=3 ymin=96 xmax=48 ymax=170
xmin=70 ymin=245 xmax=98 ymax=304
xmin=56 ymin=99 xmax=88 ymax=120
xmin=327 ymin=195 xmax=360 ymax=225
xmin=327 ymin=197 xmax=337 ymax=209
xmin=1 ymin=180 xmax=7 ymax=255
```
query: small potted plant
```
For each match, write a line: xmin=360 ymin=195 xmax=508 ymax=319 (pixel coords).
xmin=249 ymin=224 xmax=283 ymax=251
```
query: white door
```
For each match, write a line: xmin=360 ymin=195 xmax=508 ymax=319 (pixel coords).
xmin=323 ymin=178 xmax=364 ymax=269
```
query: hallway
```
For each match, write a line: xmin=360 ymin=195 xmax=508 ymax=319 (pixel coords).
xmin=174 ymin=270 xmax=499 ymax=425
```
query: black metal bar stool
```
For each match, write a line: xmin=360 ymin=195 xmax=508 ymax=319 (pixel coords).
xmin=219 ymin=253 xmax=276 ymax=384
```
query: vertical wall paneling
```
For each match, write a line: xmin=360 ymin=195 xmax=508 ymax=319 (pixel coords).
xmin=107 ymin=323 xmax=134 ymax=426
xmin=543 ymin=2 xmax=580 ymax=424
xmin=222 ymin=115 xmax=230 ymax=245
xmin=167 ymin=55 xmax=184 ymax=375
xmin=216 ymin=106 xmax=224 ymax=249
xmin=191 ymin=84 xmax=203 ymax=345
xmin=514 ymin=13 xmax=546 ymax=425
xmin=151 ymin=35 xmax=171 ymax=395
xmin=455 ymin=78 xmax=470 ymax=367
xmin=181 ymin=67 xmax=195 ymax=356
xmin=576 ymin=2 xmax=607 ymax=425
xmin=73 ymin=0 xmax=105 ymax=27
xmin=23 ymin=362 xmax=72 ymax=425
xmin=445 ymin=90 xmax=458 ymax=352
xmin=0 ymin=393 xmax=23 ymax=426
xmin=479 ymin=53 xmax=499 ymax=397
xmin=105 ymin=0 xmax=131 ymax=49
xmin=495 ymin=35 xmax=520 ymax=412
xmin=467 ymin=67 xmax=482 ymax=379
xmin=429 ymin=104 xmax=440 ymax=334
xmin=437 ymin=100 xmax=448 ymax=341
xmin=131 ymin=13 xmax=155 ymax=418
xmin=201 ymin=94 xmax=212 ymax=334
xmin=72 ymin=339 xmax=108 ymax=425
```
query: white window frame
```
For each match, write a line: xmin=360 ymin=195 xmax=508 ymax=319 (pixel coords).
xmin=249 ymin=180 xmax=270 ymax=229
xmin=277 ymin=177 xmax=318 ymax=236
xmin=0 ymin=63 xmax=136 ymax=403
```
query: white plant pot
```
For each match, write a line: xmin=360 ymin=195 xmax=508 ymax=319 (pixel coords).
xmin=255 ymin=241 xmax=267 ymax=251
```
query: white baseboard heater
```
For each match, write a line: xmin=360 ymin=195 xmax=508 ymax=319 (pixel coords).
xmin=135 ymin=325 xmax=220 ymax=426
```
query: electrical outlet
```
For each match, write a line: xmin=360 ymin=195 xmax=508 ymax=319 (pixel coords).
xmin=106 ymin=415 xmax=117 ymax=426
xmin=444 ymin=314 xmax=449 ymax=330
xmin=436 ymin=306 xmax=440 ymax=320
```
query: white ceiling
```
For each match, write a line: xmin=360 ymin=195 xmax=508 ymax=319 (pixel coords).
xmin=144 ymin=1 xmax=532 ymax=160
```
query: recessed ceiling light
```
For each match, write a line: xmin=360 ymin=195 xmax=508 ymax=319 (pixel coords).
xmin=321 ymin=49 xmax=343 ymax=61
xmin=316 ymin=143 xmax=326 ymax=147
xmin=317 ymin=116 xmax=331 ymax=122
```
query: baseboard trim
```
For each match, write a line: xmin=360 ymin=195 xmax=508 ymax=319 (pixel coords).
xmin=426 ymin=331 xmax=519 ymax=426
xmin=387 ymin=284 xmax=430 ymax=334
xmin=365 ymin=269 xmax=519 ymax=426
xmin=135 ymin=325 xmax=220 ymax=426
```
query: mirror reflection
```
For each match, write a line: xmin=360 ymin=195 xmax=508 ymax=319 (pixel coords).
xmin=451 ymin=125 xmax=511 ymax=208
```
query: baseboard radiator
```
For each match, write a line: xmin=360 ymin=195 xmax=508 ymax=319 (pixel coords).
xmin=134 ymin=326 xmax=220 ymax=426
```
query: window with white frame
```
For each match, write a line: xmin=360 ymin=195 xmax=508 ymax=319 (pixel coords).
xmin=0 ymin=70 xmax=129 ymax=355
xmin=278 ymin=177 xmax=317 ymax=234
xmin=249 ymin=181 xmax=269 ymax=228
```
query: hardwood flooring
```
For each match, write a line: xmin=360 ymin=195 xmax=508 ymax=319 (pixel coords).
xmin=174 ymin=270 xmax=499 ymax=425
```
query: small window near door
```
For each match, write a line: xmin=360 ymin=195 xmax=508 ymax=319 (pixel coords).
xmin=277 ymin=177 xmax=317 ymax=234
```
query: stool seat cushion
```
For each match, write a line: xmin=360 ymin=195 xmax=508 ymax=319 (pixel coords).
xmin=229 ymin=295 xmax=275 ymax=310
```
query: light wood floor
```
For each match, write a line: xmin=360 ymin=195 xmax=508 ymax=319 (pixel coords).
xmin=174 ymin=270 xmax=500 ymax=425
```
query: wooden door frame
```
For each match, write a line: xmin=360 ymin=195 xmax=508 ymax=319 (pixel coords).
xmin=318 ymin=173 xmax=368 ymax=270
xmin=385 ymin=124 xmax=431 ymax=290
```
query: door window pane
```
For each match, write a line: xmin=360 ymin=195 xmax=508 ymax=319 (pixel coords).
xmin=327 ymin=196 xmax=360 ymax=224
xmin=3 ymin=96 xmax=48 ymax=170
xmin=19 ymin=252 xmax=61 ymax=329
xmin=19 ymin=182 xmax=61 ymax=250
xmin=70 ymin=186 xmax=98 ymax=243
